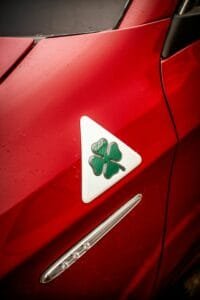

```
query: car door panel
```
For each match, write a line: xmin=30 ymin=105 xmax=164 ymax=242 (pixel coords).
xmin=156 ymin=129 xmax=200 ymax=292
xmin=156 ymin=40 xmax=200 ymax=291
xmin=161 ymin=40 xmax=200 ymax=139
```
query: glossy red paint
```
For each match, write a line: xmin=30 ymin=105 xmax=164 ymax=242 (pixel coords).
xmin=161 ymin=41 xmax=200 ymax=139
xmin=1 ymin=0 xmax=199 ymax=298
xmin=155 ymin=130 xmax=200 ymax=292
xmin=0 ymin=153 xmax=174 ymax=299
xmin=0 ymin=18 xmax=177 ymax=298
xmin=156 ymin=41 xmax=200 ymax=291
xmin=0 ymin=37 xmax=33 ymax=81
xmin=119 ymin=0 xmax=179 ymax=28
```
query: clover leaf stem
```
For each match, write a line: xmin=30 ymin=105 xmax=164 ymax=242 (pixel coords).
xmin=116 ymin=162 xmax=126 ymax=171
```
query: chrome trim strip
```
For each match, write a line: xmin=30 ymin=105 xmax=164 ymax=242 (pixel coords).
xmin=40 ymin=193 xmax=142 ymax=284
xmin=179 ymin=0 xmax=190 ymax=15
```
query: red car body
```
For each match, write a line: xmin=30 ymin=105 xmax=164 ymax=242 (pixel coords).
xmin=0 ymin=0 xmax=199 ymax=299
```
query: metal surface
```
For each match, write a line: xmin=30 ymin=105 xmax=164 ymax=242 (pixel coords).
xmin=40 ymin=194 xmax=142 ymax=284
xmin=81 ymin=116 xmax=142 ymax=203
xmin=179 ymin=0 xmax=190 ymax=15
xmin=0 ymin=37 xmax=33 ymax=81
xmin=0 ymin=0 xmax=199 ymax=298
xmin=0 ymin=22 xmax=176 ymax=298
xmin=0 ymin=7 xmax=180 ymax=298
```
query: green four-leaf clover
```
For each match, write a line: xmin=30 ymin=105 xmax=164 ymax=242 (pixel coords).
xmin=89 ymin=138 xmax=125 ymax=179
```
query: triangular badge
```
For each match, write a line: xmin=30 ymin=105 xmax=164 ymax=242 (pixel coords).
xmin=80 ymin=116 xmax=142 ymax=203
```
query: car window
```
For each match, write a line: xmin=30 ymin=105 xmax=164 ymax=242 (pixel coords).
xmin=0 ymin=0 xmax=130 ymax=37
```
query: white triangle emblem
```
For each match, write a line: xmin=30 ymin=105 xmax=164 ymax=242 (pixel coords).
xmin=80 ymin=116 xmax=142 ymax=203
